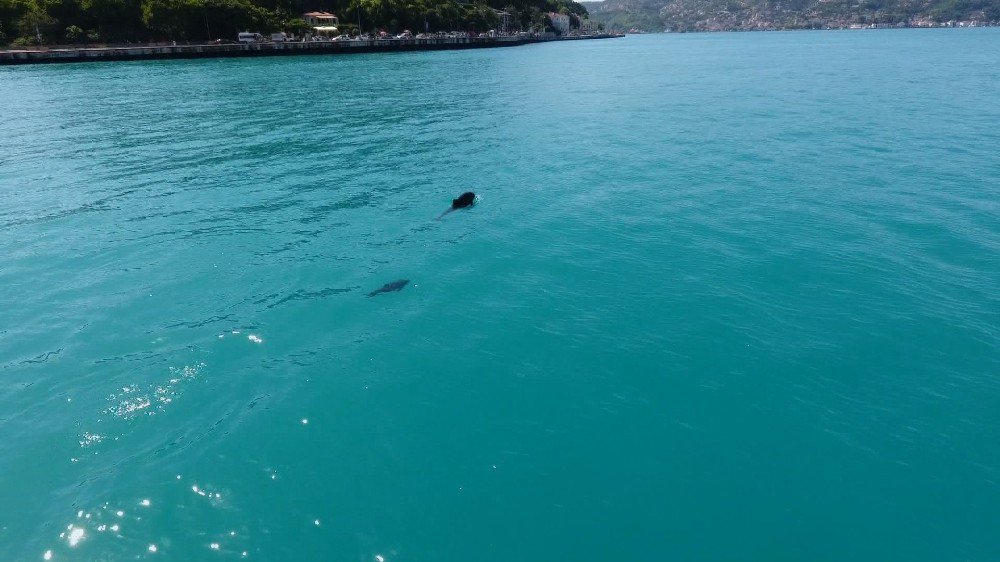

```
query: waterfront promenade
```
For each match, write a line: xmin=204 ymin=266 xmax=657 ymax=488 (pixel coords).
xmin=0 ymin=33 xmax=623 ymax=65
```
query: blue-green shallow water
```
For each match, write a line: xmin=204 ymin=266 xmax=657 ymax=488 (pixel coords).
xmin=2 ymin=29 xmax=999 ymax=561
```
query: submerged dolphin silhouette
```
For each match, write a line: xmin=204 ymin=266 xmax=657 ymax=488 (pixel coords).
xmin=367 ymin=279 xmax=409 ymax=297
xmin=437 ymin=192 xmax=476 ymax=220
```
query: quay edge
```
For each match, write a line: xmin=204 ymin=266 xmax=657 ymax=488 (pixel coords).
xmin=0 ymin=34 xmax=624 ymax=65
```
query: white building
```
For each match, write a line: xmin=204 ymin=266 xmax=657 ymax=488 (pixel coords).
xmin=303 ymin=12 xmax=339 ymax=35
xmin=547 ymin=12 xmax=571 ymax=35
xmin=494 ymin=9 xmax=513 ymax=35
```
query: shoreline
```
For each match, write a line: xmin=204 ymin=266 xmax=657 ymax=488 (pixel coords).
xmin=0 ymin=34 xmax=623 ymax=66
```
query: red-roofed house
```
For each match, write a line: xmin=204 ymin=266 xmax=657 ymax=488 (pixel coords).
xmin=303 ymin=11 xmax=339 ymax=35
xmin=303 ymin=12 xmax=339 ymax=26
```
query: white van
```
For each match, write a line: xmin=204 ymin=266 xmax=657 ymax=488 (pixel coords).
xmin=238 ymin=32 xmax=263 ymax=43
xmin=271 ymin=32 xmax=291 ymax=42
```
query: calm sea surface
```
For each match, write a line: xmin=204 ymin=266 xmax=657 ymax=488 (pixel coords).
xmin=1 ymin=30 xmax=998 ymax=561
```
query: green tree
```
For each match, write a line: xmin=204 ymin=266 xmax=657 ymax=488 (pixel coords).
xmin=0 ymin=0 xmax=27 ymax=43
xmin=283 ymin=15 xmax=309 ymax=34
xmin=64 ymin=21 xmax=82 ymax=37
xmin=204 ymin=0 xmax=276 ymax=38
xmin=19 ymin=0 xmax=57 ymax=43
xmin=81 ymin=0 xmax=149 ymax=42
xmin=141 ymin=0 xmax=201 ymax=39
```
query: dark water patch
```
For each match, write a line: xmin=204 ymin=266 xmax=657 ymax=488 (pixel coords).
xmin=229 ymin=198 xmax=306 ymax=215
xmin=267 ymin=287 xmax=358 ymax=309
xmin=123 ymin=208 xmax=196 ymax=223
xmin=163 ymin=315 xmax=237 ymax=330
xmin=176 ymin=225 xmax=268 ymax=240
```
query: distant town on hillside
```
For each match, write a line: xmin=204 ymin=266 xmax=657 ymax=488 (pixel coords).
xmin=581 ymin=0 xmax=1000 ymax=32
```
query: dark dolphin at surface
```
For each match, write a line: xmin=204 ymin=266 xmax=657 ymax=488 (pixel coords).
xmin=437 ymin=191 xmax=476 ymax=220
xmin=367 ymin=279 xmax=409 ymax=297
xmin=452 ymin=192 xmax=475 ymax=208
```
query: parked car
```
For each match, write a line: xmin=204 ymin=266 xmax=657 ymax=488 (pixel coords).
xmin=238 ymin=32 xmax=263 ymax=43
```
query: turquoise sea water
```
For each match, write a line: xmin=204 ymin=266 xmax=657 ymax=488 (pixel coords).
xmin=2 ymin=30 xmax=999 ymax=561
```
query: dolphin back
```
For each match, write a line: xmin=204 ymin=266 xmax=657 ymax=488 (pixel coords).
xmin=452 ymin=192 xmax=476 ymax=209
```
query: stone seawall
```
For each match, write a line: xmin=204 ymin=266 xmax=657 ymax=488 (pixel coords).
xmin=0 ymin=34 xmax=623 ymax=65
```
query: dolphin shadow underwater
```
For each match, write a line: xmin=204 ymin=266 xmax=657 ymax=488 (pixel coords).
xmin=436 ymin=191 xmax=476 ymax=220
xmin=367 ymin=279 xmax=409 ymax=297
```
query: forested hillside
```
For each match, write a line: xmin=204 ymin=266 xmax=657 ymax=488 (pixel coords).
xmin=0 ymin=0 xmax=587 ymax=46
